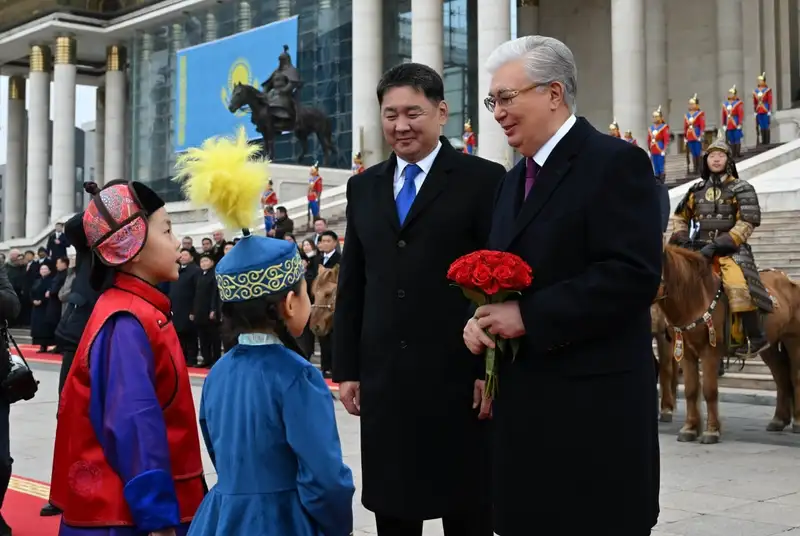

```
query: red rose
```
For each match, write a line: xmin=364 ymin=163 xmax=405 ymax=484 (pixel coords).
xmin=493 ymin=265 xmax=516 ymax=289
xmin=453 ymin=265 xmax=473 ymax=287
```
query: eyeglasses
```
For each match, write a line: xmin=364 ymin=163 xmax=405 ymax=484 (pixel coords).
xmin=484 ymin=82 xmax=544 ymax=112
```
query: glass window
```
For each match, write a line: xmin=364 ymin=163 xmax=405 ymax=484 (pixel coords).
xmin=129 ymin=0 xmax=353 ymax=202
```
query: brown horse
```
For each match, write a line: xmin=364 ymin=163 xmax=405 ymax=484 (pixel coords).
xmin=309 ymin=265 xmax=339 ymax=337
xmin=651 ymin=304 xmax=678 ymax=423
xmin=659 ymin=244 xmax=800 ymax=443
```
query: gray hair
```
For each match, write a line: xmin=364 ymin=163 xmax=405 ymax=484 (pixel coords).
xmin=485 ymin=36 xmax=577 ymax=113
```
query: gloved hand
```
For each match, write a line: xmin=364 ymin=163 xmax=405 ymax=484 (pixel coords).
xmin=699 ymin=243 xmax=717 ymax=259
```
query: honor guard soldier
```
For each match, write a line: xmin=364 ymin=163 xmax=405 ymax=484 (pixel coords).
xmin=261 ymin=180 xmax=278 ymax=237
xmin=307 ymin=162 xmax=323 ymax=227
xmin=753 ymin=72 xmax=773 ymax=145
xmin=670 ymin=131 xmax=772 ymax=358
xmin=684 ymin=93 xmax=706 ymax=174
xmin=722 ymin=85 xmax=744 ymax=157
xmin=352 ymin=152 xmax=365 ymax=175
xmin=462 ymin=119 xmax=476 ymax=154
xmin=647 ymin=105 xmax=669 ymax=182
xmin=609 ymin=119 xmax=621 ymax=138
xmin=623 ymin=129 xmax=638 ymax=146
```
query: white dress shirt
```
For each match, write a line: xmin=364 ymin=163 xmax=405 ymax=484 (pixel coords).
xmin=531 ymin=114 xmax=577 ymax=168
xmin=393 ymin=140 xmax=443 ymax=199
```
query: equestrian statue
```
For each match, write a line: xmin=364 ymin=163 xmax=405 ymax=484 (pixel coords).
xmin=227 ymin=45 xmax=336 ymax=165
xmin=658 ymin=131 xmax=800 ymax=443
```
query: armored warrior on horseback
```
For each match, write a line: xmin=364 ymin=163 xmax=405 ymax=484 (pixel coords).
xmin=669 ymin=131 xmax=772 ymax=358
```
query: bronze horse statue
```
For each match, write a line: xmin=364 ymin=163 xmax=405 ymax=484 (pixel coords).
xmin=658 ymin=244 xmax=800 ymax=444
xmin=227 ymin=82 xmax=336 ymax=166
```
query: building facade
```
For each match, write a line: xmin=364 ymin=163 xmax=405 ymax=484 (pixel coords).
xmin=1 ymin=0 xmax=799 ymax=241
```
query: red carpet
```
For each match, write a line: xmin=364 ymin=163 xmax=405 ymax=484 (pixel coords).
xmin=15 ymin=344 xmax=339 ymax=392
xmin=5 ymin=476 xmax=59 ymax=535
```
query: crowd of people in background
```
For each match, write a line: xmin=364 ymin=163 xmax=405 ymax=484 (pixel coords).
xmin=164 ymin=214 xmax=340 ymax=375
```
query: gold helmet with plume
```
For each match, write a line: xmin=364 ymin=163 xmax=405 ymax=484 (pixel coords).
xmin=728 ymin=84 xmax=738 ymax=96
xmin=310 ymin=161 xmax=319 ymax=174
xmin=652 ymin=105 xmax=663 ymax=119
xmin=464 ymin=118 xmax=472 ymax=130
xmin=609 ymin=118 xmax=620 ymax=131
xmin=757 ymin=72 xmax=767 ymax=83
xmin=689 ymin=93 xmax=699 ymax=105
xmin=706 ymin=128 xmax=731 ymax=155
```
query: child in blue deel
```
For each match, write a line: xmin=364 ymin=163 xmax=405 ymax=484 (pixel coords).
xmin=175 ymin=128 xmax=355 ymax=536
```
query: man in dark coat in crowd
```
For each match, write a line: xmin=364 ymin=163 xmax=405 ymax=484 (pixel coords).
xmin=46 ymin=222 xmax=71 ymax=259
xmin=170 ymin=248 xmax=201 ymax=366
xmin=192 ymin=254 xmax=222 ymax=367
xmin=463 ymin=36 xmax=661 ymax=536
xmin=333 ymin=63 xmax=505 ymax=536
xmin=0 ymin=260 xmax=21 ymax=535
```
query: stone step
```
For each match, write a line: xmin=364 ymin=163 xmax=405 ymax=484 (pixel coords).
xmin=751 ymin=244 xmax=800 ymax=253
xmin=749 ymin=235 xmax=800 ymax=245
xmin=756 ymin=256 xmax=800 ymax=265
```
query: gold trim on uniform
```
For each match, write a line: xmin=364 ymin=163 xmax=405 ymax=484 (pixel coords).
xmin=216 ymin=252 xmax=304 ymax=302
xmin=729 ymin=221 xmax=754 ymax=245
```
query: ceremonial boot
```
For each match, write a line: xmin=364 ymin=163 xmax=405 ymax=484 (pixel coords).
xmin=735 ymin=310 xmax=770 ymax=358
xmin=762 ymin=128 xmax=771 ymax=145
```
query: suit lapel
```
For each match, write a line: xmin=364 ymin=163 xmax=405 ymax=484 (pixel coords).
xmin=503 ymin=118 xmax=593 ymax=249
xmin=375 ymin=155 xmax=401 ymax=233
xmin=401 ymin=138 xmax=456 ymax=229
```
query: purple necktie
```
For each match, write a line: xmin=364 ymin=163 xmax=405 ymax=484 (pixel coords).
xmin=524 ymin=157 xmax=538 ymax=200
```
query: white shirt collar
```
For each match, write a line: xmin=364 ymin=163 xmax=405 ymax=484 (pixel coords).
xmin=395 ymin=140 xmax=443 ymax=179
xmin=531 ymin=115 xmax=577 ymax=168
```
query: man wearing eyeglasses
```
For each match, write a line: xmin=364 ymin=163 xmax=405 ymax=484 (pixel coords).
xmin=463 ymin=36 xmax=662 ymax=536
xmin=333 ymin=62 xmax=505 ymax=536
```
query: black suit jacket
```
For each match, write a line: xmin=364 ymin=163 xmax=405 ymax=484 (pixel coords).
xmin=333 ymin=137 xmax=505 ymax=518
xmin=488 ymin=118 xmax=661 ymax=534
xmin=319 ymin=250 xmax=340 ymax=269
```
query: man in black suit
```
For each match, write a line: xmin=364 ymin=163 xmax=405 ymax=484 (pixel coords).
xmin=464 ymin=36 xmax=662 ymax=535
xmin=317 ymin=230 xmax=340 ymax=376
xmin=46 ymin=222 xmax=70 ymax=259
xmin=333 ymin=63 xmax=505 ymax=536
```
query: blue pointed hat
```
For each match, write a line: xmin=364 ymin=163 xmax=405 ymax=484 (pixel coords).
xmin=215 ymin=235 xmax=304 ymax=302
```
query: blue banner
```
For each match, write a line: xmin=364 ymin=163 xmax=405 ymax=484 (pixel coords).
xmin=174 ymin=17 xmax=299 ymax=152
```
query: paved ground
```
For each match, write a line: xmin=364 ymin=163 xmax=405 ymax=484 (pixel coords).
xmin=14 ymin=363 xmax=800 ymax=536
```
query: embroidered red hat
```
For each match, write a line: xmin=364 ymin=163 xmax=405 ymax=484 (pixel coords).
xmin=82 ymin=180 xmax=165 ymax=288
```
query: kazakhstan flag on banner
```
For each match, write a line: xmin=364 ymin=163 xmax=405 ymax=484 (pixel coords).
xmin=174 ymin=16 xmax=299 ymax=153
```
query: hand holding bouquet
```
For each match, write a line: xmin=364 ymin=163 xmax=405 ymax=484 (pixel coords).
xmin=447 ymin=250 xmax=532 ymax=399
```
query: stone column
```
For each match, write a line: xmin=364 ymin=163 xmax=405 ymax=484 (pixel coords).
xmin=237 ymin=1 xmax=252 ymax=31
xmin=52 ymin=35 xmax=78 ymax=222
xmin=412 ymin=0 xmax=443 ymax=74
xmin=761 ymin=0 xmax=778 ymax=107
xmin=717 ymin=0 xmax=744 ymax=119
xmin=25 ymin=44 xmax=52 ymax=237
xmin=104 ymin=45 xmax=127 ymax=183
xmin=205 ymin=13 xmax=218 ymax=42
xmin=95 ymin=87 xmax=106 ymax=186
xmin=778 ymin=0 xmax=792 ymax=109
xmin=645 ymin=0 xmax=668 ymax=128
xmin=477 ymin=0 xmax=512 ymax=167
xmin=277 ymin=0 xmax=291 ymax=19
xmin=4 ymin=76 xmax=26 ymax=239
xmin=352 ymin=0 xmax=383 ymax=167
xmin=517 ymin=0 xmax=539 ymax=38
xmin=611 ymin=0 xmax=647 ymax=147
xmin=741 ymin=0 xmax=761 ymax=147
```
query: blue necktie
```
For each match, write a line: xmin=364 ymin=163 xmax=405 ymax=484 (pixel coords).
xmin=396 ymin=164 xmax=422 ymax=225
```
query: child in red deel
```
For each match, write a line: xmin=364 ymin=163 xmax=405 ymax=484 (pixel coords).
xmin=49 ymin=180 xmax=205 ymax=536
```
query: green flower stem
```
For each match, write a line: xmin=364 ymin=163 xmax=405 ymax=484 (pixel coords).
xmin=485 ymin=331 xmax=498 ymax=399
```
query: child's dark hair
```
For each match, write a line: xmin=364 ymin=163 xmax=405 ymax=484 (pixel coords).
xmin=221 ymin=279 xmax=306 ymax=357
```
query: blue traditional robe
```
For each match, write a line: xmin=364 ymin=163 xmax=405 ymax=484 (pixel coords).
xmin=188 ymin=334 xmax=354 ymax=536
xmin=59 ymin=315 xmax=191 ymax=536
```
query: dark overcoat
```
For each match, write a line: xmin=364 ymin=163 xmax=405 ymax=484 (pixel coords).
xmin=332 ymin=138 xmax=505 ymax=519
xmin=487 ymin=117 xmax=662 ymax=535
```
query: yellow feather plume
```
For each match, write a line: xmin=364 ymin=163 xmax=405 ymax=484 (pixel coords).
xmin=173 ymin=127 xmax=269 ymax=231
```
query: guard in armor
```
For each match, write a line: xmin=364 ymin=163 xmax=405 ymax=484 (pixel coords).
xmin=684 ymin=93 xmax=706 ymax=174
xmin=352 ymin=152 xmax=365 ymax=175
xmin=647 ymin=105 xmax=669 ymax=182
xmin=308 ymin=162 xmax=323 ymax=226
xmin=722 ymin=85 xmax=744 ymax=157
xmin=261 ymin=180 xmax=278 ymax=236
xmin=623 ymin=129 xmax=638 ymax=146
xmin=670 ymin=131 xmax=772 ymax=358
xmin=462 ymin=119 xmax=476 ymax=154
xmin=753 ymin=72 xmax=772 ymax=145
xmin=609 ymin=119 xmax=621 ymax=138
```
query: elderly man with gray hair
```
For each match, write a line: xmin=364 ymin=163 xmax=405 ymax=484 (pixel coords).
xmin=462 ymin=36 xmax=662 ymax=535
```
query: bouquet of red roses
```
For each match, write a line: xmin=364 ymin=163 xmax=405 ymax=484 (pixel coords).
xmin=447 ymin=250 xmax=533 ymax=399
